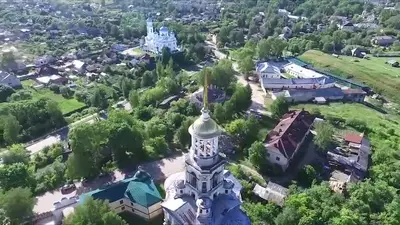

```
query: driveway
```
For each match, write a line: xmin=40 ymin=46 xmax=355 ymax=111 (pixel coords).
xmin=33 ymin=154 xmax=186 ymax=214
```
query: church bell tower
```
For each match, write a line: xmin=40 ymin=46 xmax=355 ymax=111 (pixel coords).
xmin=184 ymin=72 xmax=226 ymax=200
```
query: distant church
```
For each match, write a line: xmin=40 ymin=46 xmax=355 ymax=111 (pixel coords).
xmin=161 ymin=74 xmax=251 ymax=225
xmin=142 ymin=18 xmax=180 ymax=54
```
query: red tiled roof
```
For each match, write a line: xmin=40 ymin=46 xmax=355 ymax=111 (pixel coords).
xmin=265 ymin=110 xmax=315 ymax=159
xmin=344 ymin=132 xmax=363 ymax=144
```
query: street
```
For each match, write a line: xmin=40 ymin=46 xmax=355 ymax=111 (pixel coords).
xmin=33 ymin=154 xmax=186 ymax=214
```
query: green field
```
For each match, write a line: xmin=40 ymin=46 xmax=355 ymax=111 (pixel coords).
xmin=30 ymin=89 xmax=85 ymax=115
xmin=19 ymin=81 xmax=86 ymax=115
xmin=292 ymin=103 xmax=400 ymax=145
xmin=299 ymin=50 xmax=400 ymax=103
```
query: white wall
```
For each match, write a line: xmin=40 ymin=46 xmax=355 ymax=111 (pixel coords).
xmin=108 ymin=198 xmax=162 ymax=220
xmin=265 ymin=147 xmax=289 ymax=170
xmin=262 ymin=82 xmax=335 ymax=90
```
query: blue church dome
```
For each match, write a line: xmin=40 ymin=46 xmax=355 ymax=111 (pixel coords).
xmin=160 ymin=26 xmax=169 ymax=32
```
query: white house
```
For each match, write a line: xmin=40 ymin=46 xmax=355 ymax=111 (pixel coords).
xmin=263 ymin=110 xmax=315 ymax=171
xmin=256 ymin=62 xmax=281 ymax=79
xmin=80 ymin=169 xmax=163 ymax=220
xmin=0 ymin=70 xmax=21 ymax=88
xmin=143 ymin=18 xmax=181 ymax=54
xmin=260 ymin=77 xmax=335 ymax=91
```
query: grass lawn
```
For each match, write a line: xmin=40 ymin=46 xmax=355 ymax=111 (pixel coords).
xmin=291 ymin=102 xmax=400 ymax=145
xmin=122 ymin=47 xmax=153 ymax=58
xmin=28 ymin=88 xmax=85 ymax=115
xmin=299 ymin=50 xmax=400 ymax=103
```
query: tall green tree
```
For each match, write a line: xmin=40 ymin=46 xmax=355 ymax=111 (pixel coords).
xmin=174 ymin=117 xmax=194 ymax=149
xmin=0 ymin=163 xmax=34 ymax=191
xmin=65 ymin=198 xmax=127 ymax=225
xmin=313 ymin=121 xmax=334 ymax=151
xmin=238 ymin=56 xmax=254 ymax=75
xmin=128 ymin=90 xmax=139 ymax=108
xmin=270 ymin=96 xmax=289 ymax=119
xmin=248 ymin=141 xmax=268 ymax=170
xmin=2 ymin=115 xmax=21 ymax=145
xmin=1 ymin=144 xmax=29 ymax=165
xmin=0 ymin=187 xmax=34 ymax=225
xmin=66 ymin=122 xmax=109 ymax=179
xmin=108 ymin=123 xmax=144 ymax=168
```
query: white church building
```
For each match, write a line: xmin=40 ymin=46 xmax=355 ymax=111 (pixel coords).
xmin=161 ymin=76 xmax=251 ymax=225
xmin=142 ymin=18 xmax=181 ymax=54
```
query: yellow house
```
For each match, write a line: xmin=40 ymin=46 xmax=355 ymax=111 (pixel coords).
xmin=80 ymin=169 xmax=163 ymax=220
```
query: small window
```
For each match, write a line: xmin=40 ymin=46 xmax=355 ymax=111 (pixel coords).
xmin=180 ymin=190 xmax=183 ymax=194
xmin=121 ymin=207 xmax=125 ymax=210
xmin=266 ymin=152 xmax=270 ymax=157
xmin=132 ymin=209 xmax=135 ymax=212
xmin=200 ymin=209 xmax=203 ymax=213
xmin=131 ymin=202 xmax=133 ymax=206
xmin=276 ymin=157 xmax=280 ymax=161
xmin=225 ymin=190 xmax=228 ymax=194
xmin=119 ymin=200 xmax=123 ymax=204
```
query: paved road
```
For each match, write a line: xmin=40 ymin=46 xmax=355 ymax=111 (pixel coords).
xmin=26 ymin=114 xmax=98 ymax=155
xmin=33 ymin=154 xmax=186 ymax=214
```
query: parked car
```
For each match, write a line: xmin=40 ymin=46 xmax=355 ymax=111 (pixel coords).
xmin=61 ymin=183 xmax=76 ymax=194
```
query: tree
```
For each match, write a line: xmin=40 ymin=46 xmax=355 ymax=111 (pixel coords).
xmin=0 ymin=163 xmax=34 ymax=190
xmin=64 ymin=197 xmax=127 ymax=225
xmin=0 ymin=187 xmax=34 ymax=225
xmin=174 ymin=117 xmax=194 ymax=149
xmin=230 ymin=84 xmax=252 ymax=113
xmin=248 ymin=141 xmax=268 ymax=171
xmin=1 ymin=144 xmax=29 ymax=165
xmin=0 ymin=84 xmax=14 ymax=102
xmin=0 ymin=209 xmax=10 ymax=225
xmin=2 ymin=115 xmax=21 ymax=145
xmin=243 ymin=202 xmax=279 ymax=225
xmin=145 ymin=136 xmax=169 ymax=156
xmin=128 ymin=90 xmax=139 ymax=108
xmin=110 ymin=25 xmax=121 ymax=39
xmin=297 ymin=165 xmax=317 ymax=187
xmin=90 ymin=88 xmax=109 ymax=109
xmin=213 ymin=103 xmax=225 ymax=124
xmin=146 ymin=119 xmax=167 ymax=138
xmin=66 ymin=122 xmax=109 ymax=179
xmin=108 ymin=123 xmax=144 ymax=168
xmin=226 ymin=116 xmax=259 ymax=149
xmin=313 ymin=121 xmax=334 ymax=151
xmin=270 ymin=96 xmax=289 ymax=119
xmin=238 ymin=56 xmax=254 ymax=75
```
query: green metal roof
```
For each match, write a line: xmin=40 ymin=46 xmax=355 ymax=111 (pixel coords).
xmin=80 ymin=171 xmax=162 ymax=207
